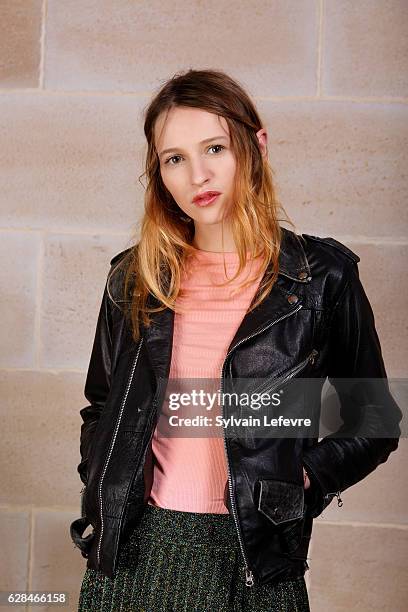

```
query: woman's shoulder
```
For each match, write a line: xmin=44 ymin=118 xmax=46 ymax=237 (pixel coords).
xmin=294 ymin=230 xmax=362 ymax=305
xmin=106 ymin=246 xmax=135 ymax=306
xmin=299 ymin=232 xmax=360 ymax=267
xmin=281 ymin=228 xmax=362 ymax=306
xmin=280 ymin=226 xmax=360 ymax=269
xmin=110 ymin=247 xmax=133 ymax=267
xmin=281 ymin=226 xmax=361 ymax=283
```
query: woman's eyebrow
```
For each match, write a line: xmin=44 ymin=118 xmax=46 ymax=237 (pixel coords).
xmin=159 ymin=135 xmax=229 ymax=159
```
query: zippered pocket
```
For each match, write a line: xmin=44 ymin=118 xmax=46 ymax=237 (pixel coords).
xmin=251 ymin=348 xmax=319 ymax=398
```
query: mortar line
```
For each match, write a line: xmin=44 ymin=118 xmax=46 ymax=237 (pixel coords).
xmin=0 ymin=227 xmax=406 ymax=244
xmin=38 ymin=0 xmax=47 ymax=90
xmin=1 ymin=503 xmax=406 ymax=529
xmin=0 ymin=366 xmax=86 ymax=373
xmin=313 ymin=518 xmax=408 ymax=529
xmin=27 ymin=508 xmax=34 ymax=593
xmin=0 ymin=504 xmax=82 ymax=513
xmin=0 ymin=88 xmax=407 ymax=104
xmin=316 ymin=0 xmax=324 ymax=98
xmin=0 ymin=227 xmax=132 ymax=237
xmin=294 ymin=234 xmax=408 ymax=245
xmin=33 ymin=235 xmax=45 ymax=369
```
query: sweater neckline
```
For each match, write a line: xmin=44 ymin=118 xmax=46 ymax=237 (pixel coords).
xmin=190 ymin=247 xmax=255 ymax=264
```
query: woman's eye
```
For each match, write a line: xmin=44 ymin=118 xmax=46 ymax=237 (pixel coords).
xmin=165 ymin=155 xmax=182 ymax=165
xmin=164 ymin=144 xmax=225 ymax=166
xmin=208 ymin=144 xmax=225 ymax=154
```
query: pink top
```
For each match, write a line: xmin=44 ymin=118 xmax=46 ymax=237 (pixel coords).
xmin=147 ymin=247 xmax=265 ymax=513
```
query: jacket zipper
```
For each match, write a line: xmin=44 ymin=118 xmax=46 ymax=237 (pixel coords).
xmin=324 ymin=490 xmax=343 ymax=507
xmin=96 ymin=338 xmax=144 ymax=568
xmin=80 ymin=486 xmax=86 ymax=518
xmin=220 ymin=302 xmax=303 ymax=587
xmin=251 ymin=348 xmax=319 ymax=398
xmin=109 ymin=374 xmax=164 ymax=575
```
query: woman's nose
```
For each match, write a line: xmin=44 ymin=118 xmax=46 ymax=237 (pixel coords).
xmin=189 ymin=157 xmax=212 ymax=186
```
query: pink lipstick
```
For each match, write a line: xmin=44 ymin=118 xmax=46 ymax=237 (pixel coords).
xmin=192 ymin=191 xmax=221 ymax=207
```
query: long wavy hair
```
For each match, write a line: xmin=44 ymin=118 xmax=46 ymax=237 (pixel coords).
xmin=109 ymin=68 xmax=297 ymax=343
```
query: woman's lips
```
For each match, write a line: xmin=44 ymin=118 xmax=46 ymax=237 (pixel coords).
xmin=193 ymin=193 xmax=221 ymax=207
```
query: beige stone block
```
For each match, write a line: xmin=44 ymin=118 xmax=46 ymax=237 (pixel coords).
xmin=0 ymin=370 xmax=87 ymax=507
xmin=0 ymin=94 xmax=146 ymax=231
xmin=30 ymin=509 xmax=85 ymax=612
xmin=257 ymin=100 xmax=408 ymax=237
xmin=0 ymin=509 xmax=30 ymax=594
xmin=0 ymin=0 xmax=42 ymax=88
xmin=45 ymin=0 xmax=318 ymax=96
xmin=315 ymin=439 xmax=407 ymax=525
xmin=0 ymin=232 xmax=40 ymax=368
xmin=323 ymin=0 xmax=408 ymax=97
xmin=309 ymin=522 xmax=408 ymax=611
xmin=41 ymin=233 xmax=130 ymax=369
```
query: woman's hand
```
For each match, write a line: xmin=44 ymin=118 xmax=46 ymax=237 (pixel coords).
xmin=303 ymin=467 xmax=311 ymax=490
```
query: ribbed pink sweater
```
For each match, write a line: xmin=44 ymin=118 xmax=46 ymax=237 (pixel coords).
xmin=147 ymin=248 xmax=264 ymax=513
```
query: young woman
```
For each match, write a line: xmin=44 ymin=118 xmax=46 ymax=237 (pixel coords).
xmin=70 ymin=69 xmax=401 ymax=611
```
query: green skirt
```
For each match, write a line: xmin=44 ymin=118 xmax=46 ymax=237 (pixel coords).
xmin=78 ymin=504 xmax=310 ymax=611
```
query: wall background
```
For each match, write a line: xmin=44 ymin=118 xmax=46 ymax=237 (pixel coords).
xmin=0 ymin=1 xmax=407 ymax=610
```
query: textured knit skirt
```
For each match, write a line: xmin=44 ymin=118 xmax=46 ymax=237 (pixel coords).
xmin=78 ymin=503 xmax=310 ymax=612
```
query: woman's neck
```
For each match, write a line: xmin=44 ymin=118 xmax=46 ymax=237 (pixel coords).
xmin=192 ymin=223 xmax=236 ymax=252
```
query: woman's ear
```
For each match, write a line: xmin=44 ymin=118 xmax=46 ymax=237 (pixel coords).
xmin=256 ymin=128 xmax=268 ymax=158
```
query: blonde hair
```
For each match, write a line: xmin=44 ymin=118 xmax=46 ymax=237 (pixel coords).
xmin=111 ymin=68 xmax=297 ymax=342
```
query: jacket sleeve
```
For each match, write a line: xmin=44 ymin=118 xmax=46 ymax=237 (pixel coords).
xmin=302 ymin=259 xmax=402 ymax=517
xmin=77 ymin=275 xmax=113 ymax=487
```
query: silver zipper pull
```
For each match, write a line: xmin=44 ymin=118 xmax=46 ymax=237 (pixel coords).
xmin=324 ymin=490 xmax=344 ymax=507
xmin=245 ymin=568 xmax=255 ymax=587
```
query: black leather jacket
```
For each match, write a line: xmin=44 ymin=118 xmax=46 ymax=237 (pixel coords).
xmin=70 ymin=227 xmax=401 ymax=586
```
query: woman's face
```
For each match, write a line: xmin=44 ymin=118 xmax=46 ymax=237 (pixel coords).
xmin=154 ymin=106 xmax=237 ymax=226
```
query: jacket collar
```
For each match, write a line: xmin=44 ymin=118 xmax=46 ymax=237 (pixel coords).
xmin=278 ymin=227 xmax=311 ymax=282
xmin=142 ymin=227 xmax=311 ymax=380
